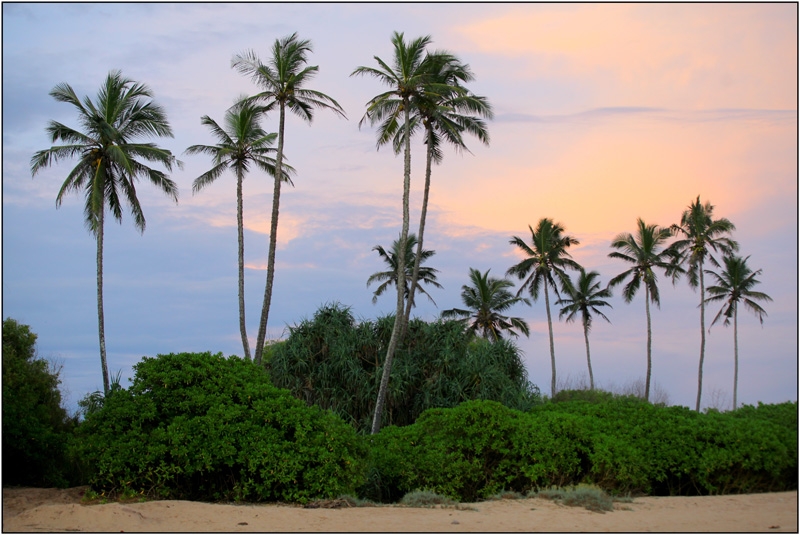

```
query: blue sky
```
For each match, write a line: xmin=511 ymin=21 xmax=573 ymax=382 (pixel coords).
xmin=3 ymin=3 xmax=797 ymax=413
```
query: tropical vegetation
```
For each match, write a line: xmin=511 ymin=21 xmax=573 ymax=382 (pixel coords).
xmin=367 ymin=233 xmax=442 ymax=307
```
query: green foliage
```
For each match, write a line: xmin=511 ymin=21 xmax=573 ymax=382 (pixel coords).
xmin=535 ymin=484 xmax=614 ymax=513
xmin=366 ymin=398 xmax=797 ymax=503
xmin=267 ymin=303 xmax=541 ymax=433
xmin=71 ymin=351 xmax=366 ymax=503
xmin=400 ymin=489 xmax=457 ymax=507
xmin=2 ymin=318 xmax=74 ymax=487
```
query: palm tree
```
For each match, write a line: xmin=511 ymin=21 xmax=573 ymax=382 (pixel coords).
xmin=669 ymin=196 xmax=738 ymax=411
xmin=367 ymin=233 xmax=442 ymax=307
xmin=232 ymin=33 xmax=347 ymax=365
xmin=352 ymin=31 xmax=435 ymax=434
xmin=184 ymin=100 xmax=294 ymax=361
xmin=608 ymin=218 xmax=681 ymax=402
xmin=556 ymin=269 xmax=613 ymax=390
xmin=442 ymin=268 xmax=531 ymax=341
xmin=507 ymin=218 xmax=580 ymax=398
xmin=30 ymin=71 xmax=180 ymax=394
xmin=705 ymin=255 xmax=772 ymax=410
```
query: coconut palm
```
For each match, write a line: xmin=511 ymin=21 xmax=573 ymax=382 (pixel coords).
xmin=232 ymin=33 xmax=347 ymax=365
xmin=352 ymin=31 xmax=435 ymax=434
xmin=30 ymin=70 xmax=180 ymax=394
xmin=184 ymin=100 xmax=294 ymax=361
xmin=608 ymin=218 xmax=681 ymax=402
xmin=705 ymin=255 xmax=772 ymax=410
xmin=669 ymin=196 xmax=738 ymax=411
xmin=556 ymin=269 xmax=613 ymax=390
xmin=507 ymin=218 xmax=580 ymax=397
xmin=367 ymin=233 xmax=442 ymax=307
xmin=442 ymin=268 xmax=531 ymax=341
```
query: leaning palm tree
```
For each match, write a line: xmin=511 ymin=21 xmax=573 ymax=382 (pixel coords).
xmin=507 ymin=218 xmax=580 ymax=397
xmin=367 ymin=233 xmax=442 ymax=307
xmin=556 ymin=269 xmax=613 ymax=390
xmin=669 ymin=196 xmax=738 ymax=411
xmin=442 ymin=268 xmax=531 ymax=341
xmin=352 ymin=31 xmax=435 ymax=434
xmin=608 ymin=218 xmax=681 ymax=402
xmin=184 ymin=99 xmax=294 ymax=361
xmin=30 ymin=70 xmax=180 ymax=394
xmin=232 ymin=33 xmax=346 ymax=365
xmin=705 ymin=255 xmax=772 ymax=410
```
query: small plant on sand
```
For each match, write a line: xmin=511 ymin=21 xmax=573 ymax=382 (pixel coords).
xmin=400 ymin=489 xmax=457 ymax=507
xmin=487 ymin=489 xmax=525 ymax=500
xmin=533 ymin=484 xmax=614 ymax=513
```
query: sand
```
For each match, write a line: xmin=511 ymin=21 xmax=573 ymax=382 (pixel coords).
xmin=3 ymin=486 xmax=797 ymax=532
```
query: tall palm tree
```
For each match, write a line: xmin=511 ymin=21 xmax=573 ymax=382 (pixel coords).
xmin=367 ymin=233 xmax=442 ymax=307
xmin=184 ymin=100 xmax=294 ymax=361
xmin=608 ymin=218 xmax=681 ymax=402
xmin=705 ymin=255 xmax=772 ymax=410
xmin=507 ymin=218 xmax=580 ymax=398
xmin=352 ymin=31 xmax=435 ymax=434
xmin=442 ymin=268 xmax=531 ymax=341
xmin=30 ymin=70 xmax=180 ymax=394
xmin=556 ymin=269 xmax=613 ymax=390
xmin=233 ymin=33 xmax=347 ymax=365
xmin=669 ymin=196 xmax=738 ymax=411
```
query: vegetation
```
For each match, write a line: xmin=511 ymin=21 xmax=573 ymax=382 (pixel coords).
xmin=367 ymin=233 xmax=442 ymax=306
xmin=30 ymin=70 xmax=180 ymax=394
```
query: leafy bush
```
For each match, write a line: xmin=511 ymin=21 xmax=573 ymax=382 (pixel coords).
xmin=268 ymin=302 xmax=541 ymax=433
xmin=535 ymin=484 xmax=614 ymax=513
xmin=399 ymin=489 xmax=457 ymax=507
xmin=2 ymin=318 xmax=74 ymax=487
xmin=71 ymin=351 xmax=366 ymax=503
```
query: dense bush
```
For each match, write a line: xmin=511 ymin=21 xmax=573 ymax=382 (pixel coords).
xmin=366 ymin=398 xmax=797 ymax=502
xmin=71 ymin=351 xmax=366 ymax=502
xmin=267 ymin=303 xmax=541 ymax=433
xmin=2 ymin=318 xmax=75 ymax=487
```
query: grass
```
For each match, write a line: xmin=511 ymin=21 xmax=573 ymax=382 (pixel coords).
xmin=399 ymin=489 xmax=478 ymax=511
xmin=532 ymin=484 xmax=615 ymax=513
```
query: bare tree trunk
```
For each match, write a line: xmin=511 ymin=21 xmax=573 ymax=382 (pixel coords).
xmin=371 ymin=101 xmax=412 ymax=435
xmin=583 ymin=319 xmax=594 ymax=390
xmin=544 ymin=278 xmax=556 ymax=398
xmin=733 ymin=302 xmax=739 ymax=411
xmin=254 ymin=104 xmax=286 ymax=364
xmin=237 ymin=168 xmax=251 ymax=360
xmin=645 ymin=285 xmax=652 ymax=402
xmin=96 ymin=206 xmax=110 ymax=395
xmin=695 ymin=260 xmax=706 ymax=411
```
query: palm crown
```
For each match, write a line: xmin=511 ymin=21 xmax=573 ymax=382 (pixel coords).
xmin=367 ymin=233 xmax=442 ymax=307
xmin=705 ymin=255 xmax=772 ymax=327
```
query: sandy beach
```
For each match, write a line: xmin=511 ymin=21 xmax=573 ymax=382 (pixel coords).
xmin=2 ymin=486 xmax=796 ymax=532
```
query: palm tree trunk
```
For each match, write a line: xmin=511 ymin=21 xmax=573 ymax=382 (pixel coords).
xmin=645 ymin=285 xmax=652 ymax=402
xmin=371 ymin=99 xmax=412 ymax=435
xmin=583 ymin=318 xmax=594 ymax=390
xmin=544 ymin=278 xmax=556 ymax=398
xmin=236 ymin=169 xmax=251 ymax=361
xmin=403 ymin=127 xmax=434 ymax=333
xmin=96 ymin=205 xmax=110 ymax=395
xmin=695 ymin=260 xmax=706 ymax=411
xmin=254 ymin=103 xmax=286 ymax=364
xmin=733 ymin=302 xmax=739 ymax=410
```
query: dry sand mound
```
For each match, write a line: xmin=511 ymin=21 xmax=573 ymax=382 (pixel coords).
xmin=3 ymin=486 xmax=797 ymax=532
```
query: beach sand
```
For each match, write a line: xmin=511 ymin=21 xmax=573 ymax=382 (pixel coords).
xmin=3 ymin=486 xmax=797 ymax=532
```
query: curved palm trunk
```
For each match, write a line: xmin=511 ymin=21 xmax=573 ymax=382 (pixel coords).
xmin=645 ymin=285 xmax=652 ymax=402
xmin=733 ymin=302 xmax=739 ymax=410
xmin=544 ymin=278 xmax=556 ymax=398
xmin=371 ymin=100 xmax=412 ymax=435
xmin=403 ymin=126 xmax=434 ymax=333
xmin=583 ymin=318 xmax=594 ymax=390
xmin=254 ymin=104 xmax=286 ymax=364
xmin=96 ymin=206 xmax=110 ymax=395
xmin=695 ymin=260 xmax=706 ymax=411
xmin=236 ymin=169 xmax=251 ymax=360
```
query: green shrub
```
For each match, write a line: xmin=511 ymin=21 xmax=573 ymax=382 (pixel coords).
xmin=535 ymin=484 xmax=614 ymax=513
xmin=72 ymin=351 xmax=366 ymax=503
xmin=400 ymin=489 xmax=457 ymax=507
xmin=2 ymin=318 xmax=75 ymax=487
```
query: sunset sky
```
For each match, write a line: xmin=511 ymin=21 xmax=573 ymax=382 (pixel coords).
xmin=3 ymin=3 xmax=797 ymax=413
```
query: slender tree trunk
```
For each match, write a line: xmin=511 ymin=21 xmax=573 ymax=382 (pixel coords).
xmin=403 ymin=126 xmax=434 ymax=334
xmin=645 ymin=285 xmax=652 ymax=402
xmin=236 ymin=168 xmax=251 ymax=360
xmin=544 ymin=278 xmax=556 ymax=398
xmin=695 ymin=260 xmax=706 ymax=411
xmin=96 ymin=206 xmax=110 ymax=395
xmin=254 ymin=103 xmax=286 ymax=364
xmin=371 ymin=100 xmax=412 ymax=435
xmin=733 ymin=302 xmax=739 ymax=411
xmin=583 ymin=318 xmax=594 ymax=390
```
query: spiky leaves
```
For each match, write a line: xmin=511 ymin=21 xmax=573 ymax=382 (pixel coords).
xmin=442 ymin=268 xmax=531 ymax=341
xmin=367 ymin=233 xmax=442 ymax=307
